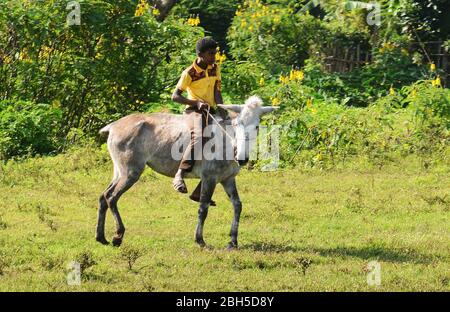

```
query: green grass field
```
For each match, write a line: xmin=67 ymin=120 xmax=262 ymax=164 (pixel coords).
xmin=0 ymin=147 xmax=449 ymax=291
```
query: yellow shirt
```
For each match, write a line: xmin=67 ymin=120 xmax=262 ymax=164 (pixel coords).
xmin=176 ymin=59 xmax=221 ymax=109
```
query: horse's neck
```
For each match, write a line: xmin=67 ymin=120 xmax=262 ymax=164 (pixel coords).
xmin=211 ymin=118 xmax=235 ymax=143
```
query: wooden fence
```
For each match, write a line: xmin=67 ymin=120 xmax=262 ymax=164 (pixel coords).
xmin=321 ymin=41 xmax=449 ymax=86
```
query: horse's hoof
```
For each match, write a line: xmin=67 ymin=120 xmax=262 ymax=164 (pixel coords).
xmin=196 ymin=239 xmax=207 ymax=248
xmin=112 ymin=236 xmax=123 ymax=247
xmin=227 ymin=243 xmax=238 ymax=251
xmin=96 ymin=237 xmax=109 ymax=245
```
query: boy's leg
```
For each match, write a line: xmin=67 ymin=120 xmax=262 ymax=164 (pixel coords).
xmin=173 ymin=109 xmax=204 ymax=193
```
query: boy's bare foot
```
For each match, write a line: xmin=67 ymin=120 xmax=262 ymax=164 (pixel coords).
xmin=173 ymin=169 xmax=188 ymax=193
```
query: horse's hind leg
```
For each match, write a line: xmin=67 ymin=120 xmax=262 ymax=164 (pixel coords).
xmin=96 ymin=181 xmax=116 ymax=245
xmin=106 ymin=165 xmax=144 ymax=247
xmin=195 ymin=178 xmax=216 ymax=248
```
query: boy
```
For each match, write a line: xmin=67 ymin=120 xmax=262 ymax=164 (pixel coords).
xmin=171 ymin=37 xmax=226 ymax=204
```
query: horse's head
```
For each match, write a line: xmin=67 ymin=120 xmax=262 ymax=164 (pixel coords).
xmin=218 ymin=96 xmax=278 ymax=166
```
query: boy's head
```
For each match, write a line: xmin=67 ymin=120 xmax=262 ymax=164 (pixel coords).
xmin=196 ymin=36 xmax=217 ymax=65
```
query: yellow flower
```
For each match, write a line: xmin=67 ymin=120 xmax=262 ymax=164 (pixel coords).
xmin=152 ymin=8 xmax=160 ymax=16
xmin=241 ymin=20 xmax=247 ymax=27
xmin=52 ymin=100 xmax=61 ymax=109
xmin=19 ymin=51 xmax=27 ymax=60
xmin=259 ymin=77 xmax=265 ymax=86
xmin=436 ymin=76 xmax=441 ymax=87
xmin=432 ymin=76 xmax=441 ymax=87
xmin=279 ymin=74 xmax=289 ymax=84
xmin=306 ymin=98 xmax=313 ymax=108
xmin=271 ymin=97 xmax=280 ymax=106
xmin=382 ymin=42 xmax=394 ymax=50
xmin=215 ymin=51 xmax=227 ymax=64
xmin=430 ymin=63 xmax=436 ymax=72
xmin=39 ymin=46 xmax=52 ymax=59
xmin=389 ymin=86 xmax=395 ymax=95
xmin=235 ymin=10 xmax=242 ymax=16
xmin=248 ymin=25 xmax=254 ymax=31
xmin=411 ymin=88 xmax=417 ymax=96
xmin=289 ymin=69 xmax=304 ymax=82
xmin=187 ymin=14 xmax=200 ymax=26
xmin=289 ymin=70 xmax=295 ymax=81
xmin=273 ymin=16 xmax=281 ymax=24
xmin=134 ymin=0 xmax=149 ymax=17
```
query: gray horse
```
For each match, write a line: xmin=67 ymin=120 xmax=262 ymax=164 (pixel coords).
xmin=96 ymin=96 xmax=277 ymax=249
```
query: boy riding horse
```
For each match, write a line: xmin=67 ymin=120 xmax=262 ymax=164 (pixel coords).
xmin=171 ymin=37 xmax=227 ymax=204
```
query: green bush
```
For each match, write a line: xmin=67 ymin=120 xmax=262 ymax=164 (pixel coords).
xmin=221 ymin=60 xmax=266 ymax=102
xmin=227 ymin=1 xmax=325 ymax=75
xmin=0 ymin=101 xmax=62 ymax=160
xmin=266 ymin=80 xmax=449 ymax=169
xmin=302 ymin=44 xmax=427 ymax=107
xmin=0 ymin=0 xmax=204 ymax=134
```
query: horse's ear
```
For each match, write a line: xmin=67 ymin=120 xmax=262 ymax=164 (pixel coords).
xmin=217 ymin=104 xmax=243 ymax=114
xmin=260 ymin=106 xmax=279 ymax=114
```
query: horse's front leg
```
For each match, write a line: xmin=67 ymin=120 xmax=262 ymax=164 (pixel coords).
xmin=221 ymin=177 xmax=242 ymax=250
xmin=195 ymin=178 xmax=216 ymax=247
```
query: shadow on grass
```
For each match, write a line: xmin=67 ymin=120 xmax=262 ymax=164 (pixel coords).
xmin=241 ymin=241 xmax=442 ymax=264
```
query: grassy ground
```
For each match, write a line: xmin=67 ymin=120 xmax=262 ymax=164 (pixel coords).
xmin=0 ymin=146 xmax=449 ymax=291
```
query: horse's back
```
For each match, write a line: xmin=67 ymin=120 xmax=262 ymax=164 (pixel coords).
xmin=102 ymin=112 xmax=191 ymax=178
xmin=103 ymin=112 xmax=185 ymax=137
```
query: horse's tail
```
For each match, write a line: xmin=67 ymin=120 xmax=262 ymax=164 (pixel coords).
xmin=99 ymin=123 xmax=114 ymax=136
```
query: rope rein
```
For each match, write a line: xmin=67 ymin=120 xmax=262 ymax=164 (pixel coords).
xmin=205 ymin=107 xmax=235 ymax=143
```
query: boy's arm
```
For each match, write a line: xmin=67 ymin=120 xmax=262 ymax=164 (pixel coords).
xmin=172 ymin=88 xmax=198 ymax=106
xmin=215 ymin=66 xmax=223 ymax=105
xmin=214 ymin=81 xmax=223 ymax=105
xmin=172 ymin=88 xmax=209 ymax=110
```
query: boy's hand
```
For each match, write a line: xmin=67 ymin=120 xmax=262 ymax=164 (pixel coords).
xmin=196 ymin=101 xmax=209 ymax=111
